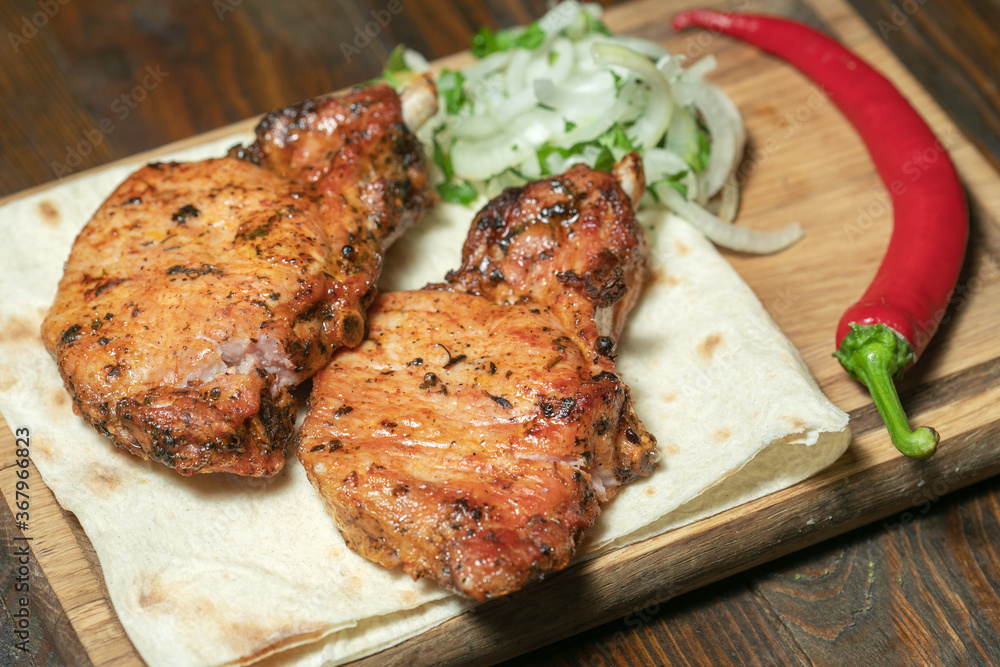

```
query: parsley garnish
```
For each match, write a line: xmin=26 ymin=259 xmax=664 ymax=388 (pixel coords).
xmin=437 ymin=182 xmax=479 ymax=205
xmin=381 ymin=44 xmax=410 ymax=88
xmin=472 ymin=22 xmax=546 ymax=58
xmin=438 ymin=70 xmax=469 ymax=115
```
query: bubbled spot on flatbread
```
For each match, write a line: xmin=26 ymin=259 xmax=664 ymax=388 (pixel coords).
xmin=38 ymin=199 xmax=60 ymax=227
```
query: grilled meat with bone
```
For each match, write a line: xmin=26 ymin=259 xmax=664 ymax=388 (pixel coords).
xmin=41 ymin=81 xmax=436 ymax=476
xmin=297 ymin=156 xmax=658 ymax=600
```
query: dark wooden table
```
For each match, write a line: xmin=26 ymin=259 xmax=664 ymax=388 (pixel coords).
xmin=2 ymin=0 xmax=999 ymax=665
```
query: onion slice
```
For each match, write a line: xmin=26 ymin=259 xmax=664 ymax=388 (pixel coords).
xmin=657 ymin=185 xmax=803 ymax=254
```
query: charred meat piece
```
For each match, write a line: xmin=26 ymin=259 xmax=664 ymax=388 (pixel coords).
xmin=297 ymin=156 xmax=657 ymax=600
xmin=41 ymin=82 xmax=437 ymax=476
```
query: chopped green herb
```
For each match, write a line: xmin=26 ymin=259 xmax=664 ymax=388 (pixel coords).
xmin=438 ymin=181 xmax=479 ymax=205
xmin=514 ymin=22 xmax=546 ymax=50
xmin=650 ymin=172 xmax=689 ymax=201
xmin=432 ymin=134 xmax=455 ymax=181
xmin=438 ymin=70 xmax=468 ymax=115
xmin=381 ymin=44 xmax=410 ymax=87
xmin=592 ymin=146 xmax=615 ymax=173
xmin=596 ymin=123 xmax=636 ymax=154
xmin=610 ymin=70 xmax=625 ymax=93
xmin=535 ymin=123 xmax=635 ymax=176
xmin=583 ymin=12 xmax=613 ymax=36
xmin=472 ymin=22 xmax=546 ymax=58
xmin=693 ymin=127 xmax=711 ymax=173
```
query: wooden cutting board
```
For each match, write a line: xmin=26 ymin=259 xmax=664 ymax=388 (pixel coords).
xmin=3 ymin=0 xmax=1000 ymax=664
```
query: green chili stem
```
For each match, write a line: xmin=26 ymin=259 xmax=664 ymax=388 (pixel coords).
xmin=834 ymin=324 xmax=938 ymax=459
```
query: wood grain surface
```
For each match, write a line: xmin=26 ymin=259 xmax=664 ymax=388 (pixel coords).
xmin=1 ymin=0 xmax=999 ymax=665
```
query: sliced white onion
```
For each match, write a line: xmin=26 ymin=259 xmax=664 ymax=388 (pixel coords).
xmin=681 ymin=53 xmax=717 ymax=80
xmin=657 ymin=185 xmax=802 ymax=254
xmin=665 ymin=104 xmax=700 ymax=168
xmin=716 ymin=172 xmax=740 ymax=223
xmin=643 ymin=147 xmax=699 ymax=203
xmin=402 ymin=49 xmax=430 ymax=72
xmin=591 ymin=42 xmax=672 ymax=150
xmin=461 ymin=50 xmax=513 ymax=80
xmin=493 ymin=86 xmax=537 ymax=119
xmin=505 ymin=48 xmax=532 ymax=96
xmin=538 ymin=0 xmax=584 ymax=35
xmin=595 ymin=34 xmax=670 ymax=61
xmin=452 ymin=133 xmax=526 ymax=181
xmin=689 ymin=82 xmax=746 ymax=201
xmin=533 ymin=71 xmax=617 ymax=111
xmin=528 ymin=38 xmax=574 ymax=85
xmin=448 ymin=113 xmax=502 ymax=141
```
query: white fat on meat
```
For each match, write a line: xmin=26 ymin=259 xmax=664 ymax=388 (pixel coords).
xmin=185 ymin=333 xmax=298 ymax=391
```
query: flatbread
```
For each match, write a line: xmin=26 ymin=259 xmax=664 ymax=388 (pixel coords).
xmin=0 ymin=133 xmax=848 ymax=665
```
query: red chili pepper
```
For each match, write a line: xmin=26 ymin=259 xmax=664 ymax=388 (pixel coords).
xmin=672 ymin=10 xmax=968 ymax=458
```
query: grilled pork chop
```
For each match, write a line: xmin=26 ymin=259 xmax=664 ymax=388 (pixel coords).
xmin=41 ymin=81 xmax=436 ymax=476
xmin=297 ymin=156 xmax=658 ymax=600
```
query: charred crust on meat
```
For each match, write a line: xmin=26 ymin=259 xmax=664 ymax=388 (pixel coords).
xmin=59 ymin=324 xmax=83 ymax=346
xmin=559 ymin=397 xmax=576 ymax=417
xmin=474 ymin=188 xmax=523 ymax=233
xmin=539 ymin=397 xmax=576 ymax=419
xmin=408 ymin=357 xmax=423 ymax=366
xmin=595 ymin=336 xmax=617 ymax=359
xmin=171 ymin=204 xmax=201 ymax=224
xmin=334 ymin=405 xmax=353 ymax=417
xmin=539 ymin=200 xmax=579 ymax=225
xmin=557 ymin=263 xmax=628 ymax=308
xmin=227 ymin=143 xmax=263 ymax=166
